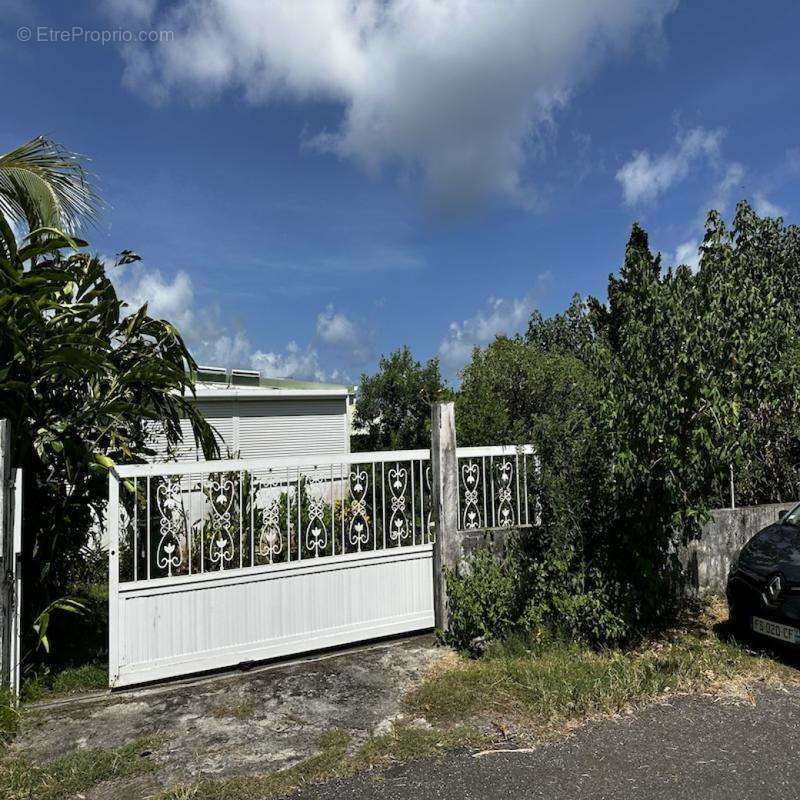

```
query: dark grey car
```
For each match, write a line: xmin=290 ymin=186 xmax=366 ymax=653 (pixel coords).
xmin=726 ymin=503 xmax=800 ymax=645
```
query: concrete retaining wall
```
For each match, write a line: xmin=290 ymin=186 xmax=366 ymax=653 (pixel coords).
xmin=459 ymin=529 xmax=513 ymax=560
xmin=459 ymin=503 xmax=798 ymax=596
xmin=685 ymin=501 xmax=798 ymax=593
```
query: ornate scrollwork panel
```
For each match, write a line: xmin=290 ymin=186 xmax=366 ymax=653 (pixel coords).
xmin=255 ymin=476 xmax=283 ymax=563
xmin=155 ymin=477 xmax=185 ymax=577
xmin=461 ymin=461 xmax=481 ymax=530
xmin=348 ymin=468 xmax=370 ymax=548
xmin=207 ymin=475 xmax=235 ymax=569
xmin=305 ymin=475 xmax=329 ymax=557
xmin=388 ymin=464 xmax=408 ymax=543
xmin=495 ymin=459 xmax=514 ymax=528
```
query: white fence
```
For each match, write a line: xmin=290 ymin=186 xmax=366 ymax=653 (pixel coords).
xmin=108 ymin=445 xmax=535 ymax=687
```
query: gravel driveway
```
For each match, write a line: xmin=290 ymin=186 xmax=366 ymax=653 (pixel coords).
xmin=13 ymin=634 xmax=443 ymax=796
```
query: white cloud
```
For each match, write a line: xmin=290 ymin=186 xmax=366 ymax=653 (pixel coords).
xmin=113 ymin=263 xmax=195 ymax=333
xmin=671 ymin=239 xmax=701 ymax=272
xmin=637 ymin=133 xmax=791 ymax=274
xmin=251 ymin=342 xmax=327 ymax=382
xmin=660 ymin=160 xmax=742 ymax=274
xmin=616 ymin=127 xmax=724 ymax=205
xmin=113 ymin=263 xmax=255 ymax=366
xmin=316 ymin=305 xmax=371 ymax=365
xmin=439 ymin=294 xmax=537 ymax=375
xmin=753 ymin=192 xmax=786 ymax=218
xmin=786 ymin=148 xmax=800 ymax=175
xmin=708 ymin=161 xmax=744 ymax=214
xmin=196 ymin=331 xmax=253 ymax=369
xmin=110 ymin=0 xmax=676 ymax=214
xmin=111 ymin=261 xmax=345 ymax=381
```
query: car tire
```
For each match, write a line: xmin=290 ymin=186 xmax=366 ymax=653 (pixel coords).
xmin=727 ymin=606 xmax=749 ymax=640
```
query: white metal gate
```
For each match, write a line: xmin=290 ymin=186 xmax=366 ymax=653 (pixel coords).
xmin=108 ymin=446 xmax=534 ymax=688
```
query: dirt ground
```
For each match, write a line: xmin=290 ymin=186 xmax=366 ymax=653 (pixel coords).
xmin=12 ymin=634 xmax=444 ymax=798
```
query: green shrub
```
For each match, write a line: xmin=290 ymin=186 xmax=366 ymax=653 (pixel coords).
xmin=444 ymin=548 xmax=522 ymax=650
xmin=445 ymin=540 xmax=628 ymax=651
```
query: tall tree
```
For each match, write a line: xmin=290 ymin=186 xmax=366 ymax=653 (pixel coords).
xmin=592 ymin=205 xmax=800 ymax=627
xmin=694 ymin=206 xmax=800 ymax=504
xmin=594 ymin=225 xmax=696 ymax=628
xmin=352 ymin=346 xmax=449 ymax=451
xmin=456 ymin=203 xmax=800 ymax=640
xmin=525 ymin=293 xmax=594 ymax=356
xmin=458 ymin=327 xmax=621 ymax=641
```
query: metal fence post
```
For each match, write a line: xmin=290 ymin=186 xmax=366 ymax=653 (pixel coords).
xmin=431 ymin=401 xmax=460 ymax=632
xmin=0 ymin=419 xmax=13 ymax=690
xmin=108 ymin=471 xmax=120 ymax=688
xmin=10 ymin=469 xmax=22 ymax=697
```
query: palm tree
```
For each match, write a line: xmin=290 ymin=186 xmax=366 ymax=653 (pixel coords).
xmin=0 ymin=135 xmax=100 ymax=237
xmin=0 ymin=137 xmax=217 ymax=624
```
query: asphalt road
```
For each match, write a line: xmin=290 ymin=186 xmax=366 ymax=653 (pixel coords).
xmin=294 ymin=688 xmax=800 ymax=800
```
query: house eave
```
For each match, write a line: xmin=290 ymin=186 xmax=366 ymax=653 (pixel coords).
xmin=188 ymin=386 xmax=353 ymax=401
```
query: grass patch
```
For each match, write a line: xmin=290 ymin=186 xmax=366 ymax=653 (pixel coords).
xmin=209 ymin=702 xmax=256 ymax=720
xmin=20 ymin=581 xmax=109 ymax=703
xmin=160 ymin=725 xmax=485 ymax=800
xmin=51 ymin=663 xmax=107 ymax=695
xmin=161 ymin=730 xmax=352 ymax=800
xmin=0 ymin=690 xmax=19 ymax=744
xmin=0 ymin=736 xmax=159 ymax=800
xmin=406 ymin=599 xmax=798 ymax=739
xmin=352 ymin=723 xmax=483 ymax=771
xmin=21 ymin=661 xmax=107 ymax=702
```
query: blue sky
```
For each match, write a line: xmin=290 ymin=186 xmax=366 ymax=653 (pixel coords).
xmin=2 ymin=0 xmax=798 ymax=384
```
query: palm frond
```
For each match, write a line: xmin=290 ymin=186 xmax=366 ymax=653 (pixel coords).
xmin=0 ymin=136 xmax=101 ymax=234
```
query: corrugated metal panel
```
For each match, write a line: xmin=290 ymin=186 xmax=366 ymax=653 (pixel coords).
xmin=238 ymin=398 xmax=347 ymax=459
xmin=146 ymin=403 xmax=235 ymax=462
xmin=198 ymin=400 xmax=238 ymax=457
xmin=146 ymin=397 xmax=347 ymax=462
xmin=146 ymin=418 xmax=198 ymax=462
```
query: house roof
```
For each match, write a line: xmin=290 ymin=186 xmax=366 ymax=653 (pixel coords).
xmin=191 ymin=371 xmax=356 ymax=401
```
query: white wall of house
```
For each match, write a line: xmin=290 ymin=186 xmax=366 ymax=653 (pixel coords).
xmin=150 ymin=391 xmax=351 ymax=462
xmin=91 ymin=376 xmax=354 ymax=549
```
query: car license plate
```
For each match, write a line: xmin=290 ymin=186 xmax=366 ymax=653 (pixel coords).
xmin=752 ymin=616 xmax=800 ymax=644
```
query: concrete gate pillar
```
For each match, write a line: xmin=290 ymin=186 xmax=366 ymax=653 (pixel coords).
xmin=430 ymin=401 xmax=460 ymax=632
